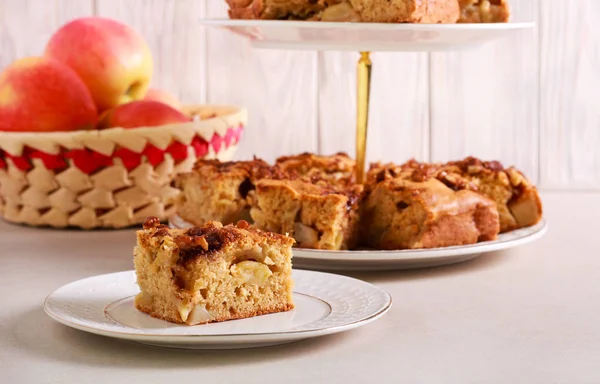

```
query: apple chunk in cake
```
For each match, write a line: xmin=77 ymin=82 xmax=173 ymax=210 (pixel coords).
xmin=134 ymin=217 xmax=294 ymax=325
xmin=458 ymin=0 xmax=510 ymax=23
xmin=249 ymin=179 xmax=362 ymax=250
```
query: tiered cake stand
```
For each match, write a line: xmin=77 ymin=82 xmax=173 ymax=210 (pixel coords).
xmin=199 ymin=20 xmax=545 ymax=271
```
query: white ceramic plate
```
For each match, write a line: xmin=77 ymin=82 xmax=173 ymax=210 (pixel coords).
xmin=170 ymin=215 xmax=547 ymax=272
xmin=199 ymin=19 xmax=534 ymax=51
xmin=292 ymin=220 xmax=547 ymax=271
xmin=44 ymin=270 xmax=391 ymax=350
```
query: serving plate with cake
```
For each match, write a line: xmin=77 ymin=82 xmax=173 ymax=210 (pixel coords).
xmin=169 ymin=153 xmax=546 ymax=271
xmin=201 ymin=0 xmax=532 ymax=51
xmin=44 ymin=217 xmax=391 ymax=349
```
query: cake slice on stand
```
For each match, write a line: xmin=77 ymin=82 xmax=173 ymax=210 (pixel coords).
xmin=226 ymin=0 xmax=461 ymax=23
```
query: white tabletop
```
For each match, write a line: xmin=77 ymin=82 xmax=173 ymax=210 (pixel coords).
xmin=1 ymin=191 xmax=599 ymax=384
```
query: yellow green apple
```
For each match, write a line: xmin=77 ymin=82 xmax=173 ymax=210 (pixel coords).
xmin=45 ymin=17 xmax=153 ymax=112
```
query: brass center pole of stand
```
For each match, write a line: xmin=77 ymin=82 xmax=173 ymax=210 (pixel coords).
xmin=356 ymin=51 xmax=372 ymax=184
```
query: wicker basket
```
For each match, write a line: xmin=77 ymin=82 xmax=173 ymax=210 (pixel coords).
xmin=0 ymin=105 xmax=247 ymax=229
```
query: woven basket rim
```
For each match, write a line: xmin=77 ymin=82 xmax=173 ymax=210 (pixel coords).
xmin=0 ymin=104 xmax=248 ymax=156
xmin=0 ymin=104 xmax=245 ymax=229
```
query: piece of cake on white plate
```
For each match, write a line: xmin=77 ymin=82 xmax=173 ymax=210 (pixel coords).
xmin=133 ymin=217 xmax=295 ymax=325
xmin=173 ymin=158 xmax=277 ymax=226
xmin=248 ymin=179 xmax=363 ymax=250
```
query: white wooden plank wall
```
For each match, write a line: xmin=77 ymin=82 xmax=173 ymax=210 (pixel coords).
xmin=429 ymin=0 xmax=539 ymax=180
xmin=539 ymin=0 xmax=600 ymax=189
xmin=0 ymin=0 xmax=93 ymax=69
xmin=205 ymin=1 xmax=319 ymax=162
xmin=318 ymin=52 xmax=430 ymax=166
xmin=0 ymin=0 xmax=598 ymax=190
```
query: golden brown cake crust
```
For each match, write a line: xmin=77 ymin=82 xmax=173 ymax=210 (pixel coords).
xmin=276 ymin=152 xmax=356 ymax=185
xmin=135 ymin=299 xmax=294 ymax=325
xmin=226 ymin=0 xmax=460 ymax=23
xmin=141 ymin=216 xmax=293 ymax=265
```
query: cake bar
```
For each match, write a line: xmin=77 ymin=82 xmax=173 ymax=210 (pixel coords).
xmin=362 ymin=174 xmax=500 ymax=249
xmin=134 ymin=217 xmax=294 ymax=325
xmin=173 ymin=158 xmax=276 ymax=226
xmin=249 ymin=179 xmax=362 ymax=250
xmin=226 ymin=0 xmax=461 ymax=23
xmin=370 ymin=157 xmax=542 ymax=232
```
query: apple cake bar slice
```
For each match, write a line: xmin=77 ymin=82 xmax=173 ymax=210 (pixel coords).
xmin=173 ymin=158 xmax=276 ymax=226
xmin=369 ymin=156 xmax=542 ymax=233
xmin=226 ymin=0 xmax=461 ymax=23
xmin=249 ymin=179 xmax=363 ymax=250
xmin=134 ymin=217 xmax=294 ymax=325
xmin=362 ymin=175 xmax=500 ymax=250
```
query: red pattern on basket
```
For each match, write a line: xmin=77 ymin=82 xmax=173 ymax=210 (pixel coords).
xmin=30 ymin=149 xmax=68 ymax=170
xmin=113 ymin=147 xmax=142 ymax=170
xmin=64 ymin=149 xmax=114 ymax=174
xmin=191 ymin=136 xmax=209 ymax=158
xmin=0 ymin=125 xmax=243 ymax=173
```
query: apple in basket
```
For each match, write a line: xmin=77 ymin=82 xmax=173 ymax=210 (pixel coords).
xmin=143 ymin=88 xmax=182 ymax=110
xmin=0 ymin=15 xmax=246 ymax=230
xmin=97 ymin=100 xmax=190 ymax=129
xmin=45 ymin=17 xmax=153 ymax=112
xmin=0 ymin=57 xmax=97 ymax=132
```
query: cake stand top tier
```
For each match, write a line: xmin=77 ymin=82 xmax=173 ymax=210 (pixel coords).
xmin=199 ymin=20 xmax=534 ymax=52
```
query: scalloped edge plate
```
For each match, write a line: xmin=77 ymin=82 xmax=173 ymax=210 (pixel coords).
xmin=44 ymin=270 xmax=391 ymax=349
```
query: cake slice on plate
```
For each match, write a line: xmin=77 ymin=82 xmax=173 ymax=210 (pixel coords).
xmin=173 ymin=158 xmax=278 ymax=226
xmin=369 ymin=156 xmax=542 ymax=233
xmin=362 ymin=170 xmax=500 ymax=249
xmin=134 ymin=217 xmax=294 ymax=325
xmin=249 ymin=179 xmax=363 ymax=250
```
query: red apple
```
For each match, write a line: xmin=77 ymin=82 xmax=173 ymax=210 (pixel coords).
xmin=143 ymin=88 xmax=182 ymax=110
xmin=0 ymin=57 xmax=97 ymax=132
xmin=45 ymin=17 xmax=153 ymax=112
xmin=97 ymin=100 xmax=190 ymax=130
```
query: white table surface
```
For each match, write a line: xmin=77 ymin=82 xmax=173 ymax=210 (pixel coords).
xmin=1 ymin=191 xmax=599 ymax=384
